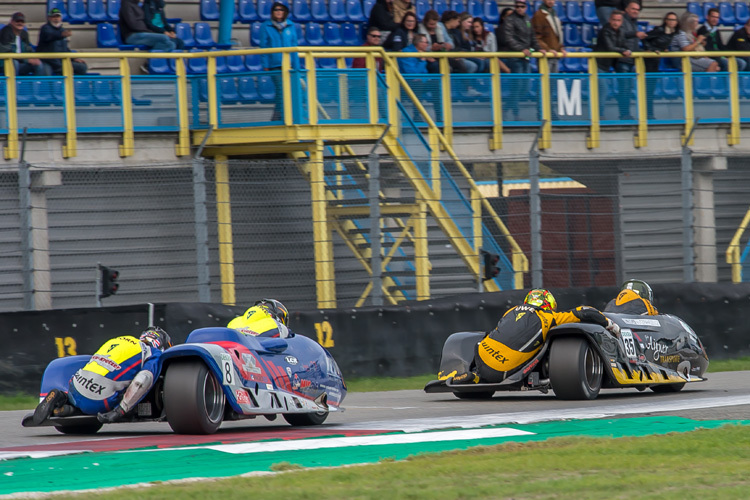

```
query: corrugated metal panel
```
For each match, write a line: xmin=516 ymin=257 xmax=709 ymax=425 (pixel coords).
xmin=713 ymin=161 xmax=750 ymax=283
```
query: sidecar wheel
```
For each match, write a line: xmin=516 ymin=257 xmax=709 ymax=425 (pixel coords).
xmin=650 ymin=383 xmax=685 ymax=393
xmin=54 ymin=423 xmax=102 ymax=435
xmin=550 ymin=337 xmax=603 ymax=400
xmin=283 ymin=411 xmax=328 ymax=426
xmin=164 ymin=360 xmax=225 ymax=434
xmin=454 ymin=391 xmax=495 ymax=400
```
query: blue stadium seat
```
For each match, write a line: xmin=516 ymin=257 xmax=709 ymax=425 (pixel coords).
xmin=433 ymin=0 xmax=448 ymax=15
xmin=565 ymin=1 xmax=584 ymax=23
xmin=531 ymin=0 xmax=542 ymax=17
xmin=195 ymin=22 xmax=229 ymax=48
xmin=317 ymin=57 xmax=337 ymax=68
xmin=201 ymin=0 xmax=220 ymax=20
xmin=719 ymin=2 xmax=736 ymax=25
xmin=74 ymin=80 xmax=98 ymax=105
xmin=293 ymin=0 xmax=312 ymax=21
xmin=693 ymin=76 xmax=713 ymax=98
xmin=295 ymin=22 xmax=304 ymax=40
xmin=257 ymin=75 xmax=276 ymax=101
xmin=416 ymin=0 xmax=431 ymax=19
xmin=259 ymin=0 xmax=275 ymax=20
xmin=467 ymin=0 xmax=483 ymax=18
xmin=212 ymin=50 xmax=228 ymax=73
xmin=67 ymin=0 xmax=88 ymax=23
xmin=88 ymin=0 xmax=108 ymax=23
xmin=582 ymin=0 xmax=597 ymax=23
xmin=238 ymin=76 xmax=260 ymax=102
xmin=364 ymin=0 xmax=376 ymax=18
xmin=148 ymin=51 xmax=173 ymax=75
xmin=250 ymin=21 xmax=262 ymax=45
xmin=686 ymin=2 xmax=703 ymax=23
xmin=30 ymin=80 xmax=57 ymax=106
xmin=97 ymin=23 xmax=119 ymax=48
xmin=554 ymin=1 xmax=568 ymax=22
xmin=581 ymin=22 xmax=595 ymax=46
xmin=305 ymin=22 xmax=325 ymax=45
xmin=311 ymin=0 xmax=330 ymax=21
xmin=239 ymin=0 xmax=259 ymax=22
xmin=245 ymin=53 xmax=263 ymax=71
xmin=219 ymin=77 xmax=240 ymax=103
xmin=564 ymin=24 xmax=583 ymax=46
xmin=737 ymin=2 xmax=750 ymax=24
xmin=342 ymin=22 xmax=360 ymax=45
xmin=224 ymin=53 xmax=246 ymax=72
xmin=324 ymin=22 xmax=343 ymax=45
xmin=175 ymin=23 xmax=197 ymax=48
xmin=450 ymin=0 xmax=466 ymax=13
xmin=703 ymin=2 xmax=718 ymax=23
xmin=47 ymin=0 xmax=69 ymax=21
xmin=484 ymin=0 xmax=499 ymax=23
xmin=329 ymin=0 xmax=347 ymax=22
xmin=187 ymin=49 xmax=208 ymax=74
xmin=347 ymin=0 xmax=367 ymax=22
xmin=107 ymin=0 xmax=120 ymax=21
xmin=16 ymin=81 xmax=35 ymax=106
xmin=94 ymin=80 xmax=120 ymax=106
xmin=740 ymin=75 xmax=750 ymax=97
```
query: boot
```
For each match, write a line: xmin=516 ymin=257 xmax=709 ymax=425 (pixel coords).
xmin=32 ymin=389 xmax=67 ymax=425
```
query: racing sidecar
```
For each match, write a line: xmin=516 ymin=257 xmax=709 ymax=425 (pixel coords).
xmin=424 ymin=313 xmax=709 ymax=400
xmin=22 ymin=327 xmax=346 ymax=435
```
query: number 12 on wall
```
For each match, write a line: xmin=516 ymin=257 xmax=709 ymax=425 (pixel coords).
xmin=314 ymin=321 xmax=334 ymax=348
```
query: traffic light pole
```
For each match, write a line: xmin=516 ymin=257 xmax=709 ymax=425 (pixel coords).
xmin=529 ymin=122 xmax=545 ymax=289
xmin=96 ymin=262 xmax=102 ymax=307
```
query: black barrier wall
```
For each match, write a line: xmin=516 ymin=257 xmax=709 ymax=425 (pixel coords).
xmin=3 ymin=284 xmax=750 ymax=395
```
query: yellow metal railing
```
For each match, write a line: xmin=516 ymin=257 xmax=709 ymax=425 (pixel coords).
xmin=726 ymin=208 xmax=750 ymax=283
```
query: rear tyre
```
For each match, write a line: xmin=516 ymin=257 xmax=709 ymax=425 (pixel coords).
xmin=283 ymin=411 xmax=328 ymax=426
xmin=453 ymin=391 xmax=495 ymax=400
xmin=549 ymin=337 xmax=604 ymax=400
xmin=54 ymin=423 xmax=102 ymax=435
xmin=164 ymin=360 xmax=225 ymax=434
xmin=650 ymin=383 xmax=685 ymax=393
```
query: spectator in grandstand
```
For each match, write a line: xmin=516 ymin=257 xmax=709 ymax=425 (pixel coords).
xmin=368 ymin=0 xmax=399 ymax=36
xmin=472 ymin=18 xmax=510 ymax=72
xmin=260 ymin=1 xmax=299 ymax=121
xmin=595 ymin=0 xmax=620 ymax=27
xmin=0 ymin=13 xmax=49 ymax=76
xmin=727 ymin=19 xmax=750 ymax=72
xmin=119 ymin=0 xmax=176 ymax=51
xmin=383 ymin=11 xmax=419 ymax=51
xmin=419 ymin=10 xmax=453 ymax=52
xmin=36 ymin=8 xmax=88 ymax=76
xmin=621 ymin=2 xmax=646 ymax=54
xmin=595 ymin=10 xmax=634 ymax=119
xmin=642 ymin=11 xmax=678 ymax=118
xmin=352 ymin=27 xmax=385 ymax=70
xmin=442 ymin=10 xmax=470 ymax=72
xmin=393 ymin=0 xmax=417 ymax=24
xmin=398 ymin=33 xmax=436 ymax=73
xmin=143 ymin=0 xmax=186 ymax=51
xmin=697 ymin=8 xmax=739 ymax=71
xmin=499 ymin=0 xmax=544 ymax=73
xmin=670 ymin=12 xmax=719 ymax=72
xmin=455 ymin=12 xmax=486 ymax=72
xmin=494 ymin=7 xmax=514 ymax=49
xmin=531 ymin=0 xmax=566 ymax=73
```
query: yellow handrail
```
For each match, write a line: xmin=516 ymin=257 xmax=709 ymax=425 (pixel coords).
xmin=726 ymin=208 xmax=750 ymax=283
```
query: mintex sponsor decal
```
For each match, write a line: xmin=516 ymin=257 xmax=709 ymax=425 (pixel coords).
xmin=622 ymin=318 xmax=661 ymax=327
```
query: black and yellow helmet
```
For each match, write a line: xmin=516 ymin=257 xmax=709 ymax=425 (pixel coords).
xmin=523 ymin=289 xmax=557 ymax=312
xmin=621 ymin=279 xmax=653 ymax=303
xmin=254 ymin=299 xmax=289 ymax=327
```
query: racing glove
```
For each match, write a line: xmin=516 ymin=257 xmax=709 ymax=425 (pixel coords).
xmin=605 ymin=318 xmax=621 ymax=337
xmin=97 ymin=406 xmax=126 ymax=424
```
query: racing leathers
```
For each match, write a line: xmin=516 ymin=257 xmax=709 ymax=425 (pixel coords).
xmin=473 ymin=304 xmax=615 ymax=383
xmin=228 ymin=305 xmax=290 ymax=338
xmin=67 ymin=335 xmax=164 ymax=416
xmin=604 ymin=289 xmax=658 ymax=316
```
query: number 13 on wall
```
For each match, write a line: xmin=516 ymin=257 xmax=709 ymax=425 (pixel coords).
xmin=54 ymin=337 xmax=77 ymax=357
xmin=314 ymin=321 xmax=334 ymax=348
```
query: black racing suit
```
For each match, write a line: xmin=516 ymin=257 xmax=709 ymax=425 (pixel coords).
xmin=475 ymin=304 xmax=610 ymax=383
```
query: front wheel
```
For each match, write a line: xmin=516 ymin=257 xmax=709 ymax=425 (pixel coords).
xmin=549 ymin=337 xmax=604 ymax=400
xmin=283 ymin=411 xmax=328 ymax=426
xmin=164 ymin=360 xmax=226 ymax=434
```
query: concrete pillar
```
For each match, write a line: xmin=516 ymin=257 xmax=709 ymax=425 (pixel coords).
xmin=692 ymin=156 xmax=727 ymax=283
xmin=30 ymin=170 xmax=62 ymax=310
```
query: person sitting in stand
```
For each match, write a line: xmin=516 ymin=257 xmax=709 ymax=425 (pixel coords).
xmin=472 ymin=17 xmax=510 ymax=73
xmin=670 ymin=12 xmax=720 ymax=73
xmin=0 ymin=12 xmax=49 ymax=76
xmin=228 ymin=299 xmax=291 ymax=338
xmin=453 ymin=289 xmax=620 ymax=384
xmin=367 ymin=0 xmax=399 ymax=39
xmin=119 ymin=0 xmax=176 ymax=51
xmin=419 ymin=10 xmax=452 ymax=53
xmin=726 ymin=19 xmax=750 ymax=73
xmin=36 ymin=8 xmax=88 ymax=76
xmin=143 ymin=0 xmax=186 ymax=50
xmin=383 ymin=11 xmax=419 ymax=52
xmin=604 ymin=279 xmax=658 ymax=316
xmin=352 ymin=26 xmax=384 ymax=70
xmin=397 ymin=33 xmax=436 ymax=73
xmin=32 ymin=327 xmax=173 ymax=425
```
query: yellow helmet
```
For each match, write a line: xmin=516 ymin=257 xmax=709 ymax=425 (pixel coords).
xmin=523 ymin=289 xmax=557 ymax=312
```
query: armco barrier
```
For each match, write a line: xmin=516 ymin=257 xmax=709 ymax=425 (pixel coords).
xmin=3 ymin=283 xmax=750 ymax=395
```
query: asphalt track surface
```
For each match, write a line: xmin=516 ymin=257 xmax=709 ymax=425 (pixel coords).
xmin=1 ymin=370 xmax=748 ymax=455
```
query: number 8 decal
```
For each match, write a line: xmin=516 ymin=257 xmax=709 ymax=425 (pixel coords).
xmin=220 ymin=353 xmax=233 ymax=385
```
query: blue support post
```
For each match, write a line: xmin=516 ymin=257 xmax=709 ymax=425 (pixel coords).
xmin=218 ymin=0 xmax=234 ymax=46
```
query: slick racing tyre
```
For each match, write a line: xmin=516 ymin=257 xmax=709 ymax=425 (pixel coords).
xmin=549 ymin=337 xmax=603 ymax=400
xmin=650 ymin=383 xmax=685 ymax=393
xmin=164 ymin=360 xmax=225 ymax=434
xmin=54 ymin=423 xmax=103 ymax=435
xmin=453 ymin=391 xmax=495 ymax=400
xmin=283 ymin=411 xmax=328 ymax=426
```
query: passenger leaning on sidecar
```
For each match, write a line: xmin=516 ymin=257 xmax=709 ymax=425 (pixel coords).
xmin=227 ymin=298 xmax=290 ymax=338
xmin=455 ymin=289 xmax=621 ymax=384
xmin=604 ymin=279 xmax=658 ymax=316
xmin=32 ymin=327 xmax=172 ymax=425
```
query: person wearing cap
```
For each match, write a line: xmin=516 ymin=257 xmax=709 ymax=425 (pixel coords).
xmin=0 ymin=13 xmax=50 ymax=76
xmin=36 ymin=8 xmax=88 ymax=76
xmin=143 ymin=0 xmax=185 ymax=51
xmin=260 ymin=2 xmax=299 ymax=121
xmin=119 ymin=0 xmax=176 ymax=51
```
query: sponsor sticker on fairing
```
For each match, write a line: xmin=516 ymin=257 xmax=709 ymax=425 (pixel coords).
xmin=236 ymin=389 xmax=251 ymax=405
xmin=622 ymin=318 xmax=661 ymax=327
xmin=620 ymin=329 xmax=638 ymax=361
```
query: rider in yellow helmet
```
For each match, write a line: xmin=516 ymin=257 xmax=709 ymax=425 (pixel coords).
xmin=604 ymin=279 xmax=658 ymax=316
xmin=454 ymin=289 xmax=620 ymax=384
xmin=228 ymin=298 xmax=290 ymax=338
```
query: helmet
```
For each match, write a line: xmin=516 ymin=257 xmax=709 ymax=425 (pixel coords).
xmin=523 ymin=289 xmax=557 ymax=312
xmin=254 ymin=299 xmax=289 ymax=327
xmin=139 ymin=326 xmax=172 ymax=351
xmin=621 ymin=279 xmax=653 ymax=303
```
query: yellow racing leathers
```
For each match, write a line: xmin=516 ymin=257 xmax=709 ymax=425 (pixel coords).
xmin=475 ymin=304 xmax=610 ymax=383
xmin=604 ymin=289 xmax=658 ymax=316
xmin=228 ymin=305 xmax=289 ymax=338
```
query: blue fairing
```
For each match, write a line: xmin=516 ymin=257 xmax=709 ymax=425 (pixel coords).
xmin=39 ymin=355 xmax=90 ymax=396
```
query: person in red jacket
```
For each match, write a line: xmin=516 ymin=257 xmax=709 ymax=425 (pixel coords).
xmin=352 ymin=27 xmax=384 ymax=70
